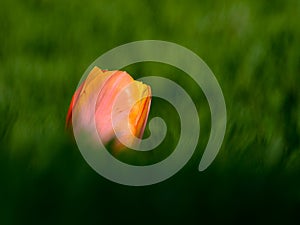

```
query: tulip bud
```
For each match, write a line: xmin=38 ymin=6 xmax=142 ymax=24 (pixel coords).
xmin=66 ymin=66 xmax=151 ymax=151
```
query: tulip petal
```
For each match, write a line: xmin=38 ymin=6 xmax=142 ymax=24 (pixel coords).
xmin=134 ymin=85 xmax=151 ymax=139
xmin=110 ymin=79 xmax=151 ymax=149
xmin=73 ymin=67 xmax=112 ymax=130
xmin=94 ymin=70 xmax=134 ymax=144
xmin=66 ymin=66 xmax=107 ymax=128
xmin=66 ymin=66 xmax=151 ymax=152
xmin=66 ymin=80 xmax=85 ymax=128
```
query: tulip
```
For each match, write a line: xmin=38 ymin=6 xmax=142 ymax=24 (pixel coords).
xmin=66 ymin=66 xmax=151 ymax=151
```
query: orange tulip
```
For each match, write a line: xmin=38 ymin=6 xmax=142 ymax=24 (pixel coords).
xmin=66 ymin=66 xmax=151 ymax=151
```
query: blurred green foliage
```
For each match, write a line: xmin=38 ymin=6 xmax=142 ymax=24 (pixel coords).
xmin=0 ymin=0 xmax=300 ymax=224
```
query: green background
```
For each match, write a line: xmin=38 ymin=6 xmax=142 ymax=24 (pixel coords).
xmin=1 ymin=0 xmax=299 ymax=224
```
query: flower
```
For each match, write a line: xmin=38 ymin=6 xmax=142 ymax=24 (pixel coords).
xmin=66 ymin=66 xmax=151 ymax=151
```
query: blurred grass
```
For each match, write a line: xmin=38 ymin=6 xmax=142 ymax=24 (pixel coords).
xmin=0 ymin=0 xmax=300 ymax=224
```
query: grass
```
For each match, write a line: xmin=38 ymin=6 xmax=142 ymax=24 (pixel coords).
xmin=0 ymin=0 xmax=300 ymax=224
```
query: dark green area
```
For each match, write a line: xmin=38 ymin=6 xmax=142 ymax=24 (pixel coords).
xmin=1 ymin=0 xmax=300 ymax=224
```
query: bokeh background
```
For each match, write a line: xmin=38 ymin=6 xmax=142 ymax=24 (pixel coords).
xmin=1 ymin=0 xmax=300 ymax=224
